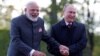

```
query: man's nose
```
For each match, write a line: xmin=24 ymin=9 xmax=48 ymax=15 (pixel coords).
xmin=71 ymin=13 xmax=75 ymax=16
xmin=34 ymin=10 xmax=38 ymax=13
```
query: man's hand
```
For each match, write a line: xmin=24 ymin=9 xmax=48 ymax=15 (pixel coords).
xmin=32 ymin=50 xmax=46 ymax=56
xmin=59 ymin=45 xmax=69 ymax=56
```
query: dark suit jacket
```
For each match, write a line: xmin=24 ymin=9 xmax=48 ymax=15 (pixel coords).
xmin=47 ymin=19 xmax=87 ymax=56
xmin=7 ymin=15 xmax=60 ymax=56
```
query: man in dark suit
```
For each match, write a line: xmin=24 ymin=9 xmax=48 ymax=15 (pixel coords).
xmin=47 ymin=4 xmax=87 ymax=56
xmin=7 ymin=1 xmax=69 ymax=56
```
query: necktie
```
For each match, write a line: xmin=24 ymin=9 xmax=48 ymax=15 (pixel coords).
xmin=67 ymin=23 xmax=72 ymax=28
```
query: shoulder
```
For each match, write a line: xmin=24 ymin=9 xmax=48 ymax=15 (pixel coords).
xmin=74 ymin=21 xmax=86 ymax=30
xmin=51 ymin=20 xmax=62 ymax=30
xmin=38 ymin=17 xmax=45 ymax=24
xmin=76 ymin=22 xmax=85 ymax=27
xmin=11 ymin=15 xmax=26 ymax=26
xmin=11 ymin=15 xmax=25 ymax=23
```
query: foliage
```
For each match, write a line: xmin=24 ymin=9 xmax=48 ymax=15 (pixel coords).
xmin=0 ymin=30 xmax=9 ymax=56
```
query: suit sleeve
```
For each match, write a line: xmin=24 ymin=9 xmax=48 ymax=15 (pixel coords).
xmin=10 ymin=19 xmax=32 ymax=56
xmin=68 ymin=24 xmax=87 ymax=54
xmin=46 ymin=26 xmax=62 ymax=55
xmin=42 ymin=22 xmax=60 ymax=48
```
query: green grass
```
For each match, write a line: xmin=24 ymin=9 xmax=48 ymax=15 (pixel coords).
xmin=93 ymin=35 xmax=100 ymax=56
xmin=0 ymin=30 xmax=9 ymax=56
xmin=40 ymin=41 xmax=54 ymax=56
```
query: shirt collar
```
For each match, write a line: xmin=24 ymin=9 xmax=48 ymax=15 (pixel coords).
xmin=65 ymin=21 xmax=72 ymax=26
xmin=60 ymin=19 xmax=77 ymax=28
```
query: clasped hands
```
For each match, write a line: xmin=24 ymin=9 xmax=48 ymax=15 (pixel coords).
xmin=59 ymin=45 xmax=69 ymax=56
xmin=32 ymin=45 xmax=69 ymax=56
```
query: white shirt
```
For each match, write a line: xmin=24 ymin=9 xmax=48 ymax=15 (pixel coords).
xmin=65 ymin=21 xmax=72 ymax=26
xmin=30 ymin=49 xmax=35 ymax=56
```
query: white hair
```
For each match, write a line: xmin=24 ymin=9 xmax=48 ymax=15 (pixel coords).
xmin=63 ymin=4 xmax=75 ymax=11
xmin=25 ymin=1 xmax=39 ymax=8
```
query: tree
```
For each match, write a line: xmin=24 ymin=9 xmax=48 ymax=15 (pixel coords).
xmin=0 ymin=0 xmax=14 ymax=29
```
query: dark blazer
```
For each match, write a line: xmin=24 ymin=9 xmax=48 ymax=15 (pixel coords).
xmin=47 ymin=19 xmax=87 ymax=56
xmin=7 ymin=15 xmax=60 ymax=56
